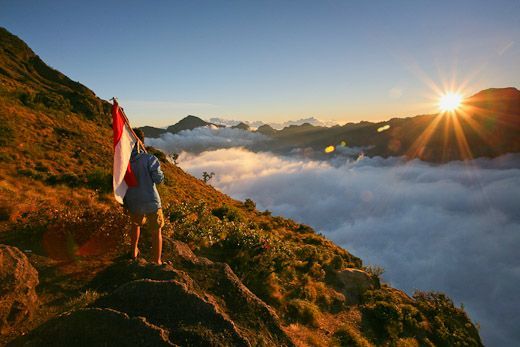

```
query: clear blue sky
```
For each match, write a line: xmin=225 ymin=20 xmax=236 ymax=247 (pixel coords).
xmin=1 ymin=0 xmax=519 ymax=126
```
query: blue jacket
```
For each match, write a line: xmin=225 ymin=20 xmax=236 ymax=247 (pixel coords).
xmin=123 ymin=148 xmax=164 ymax=215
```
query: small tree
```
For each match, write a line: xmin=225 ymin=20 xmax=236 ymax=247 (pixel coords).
xmin=243 ymin=198 xmax=256 ymax=211
xmin=170 ymin=152 xmax=179 ymax=165
xmin=202 ymin=171 xmax=215 ymax=183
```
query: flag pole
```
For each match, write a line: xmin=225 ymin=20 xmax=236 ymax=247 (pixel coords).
xmin=111 ymin=97 xmax=147 ymax=153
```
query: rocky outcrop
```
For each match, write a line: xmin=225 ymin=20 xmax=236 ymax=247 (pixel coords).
xmin=0 ymin=245 xmax=38 ymax=334
xmin=336 ymin=268 xmax=379 ymax=304
xmin=96 ymin=278 xmax=249 ymax=347
xmin=13 ymin=308 xmax=177 ymax=346
xmin=80 ymin=239 xmax=294 ymax=346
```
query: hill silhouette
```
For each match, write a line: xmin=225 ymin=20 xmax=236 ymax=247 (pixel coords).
xmin=262 ymin=87 xmax=520 ymax=162
xmin=0 ymin=27 xmax=483 ymax=346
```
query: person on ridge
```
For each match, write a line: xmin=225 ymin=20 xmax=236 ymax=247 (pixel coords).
xmin=124 ymin=128 xmax=165 ymax=264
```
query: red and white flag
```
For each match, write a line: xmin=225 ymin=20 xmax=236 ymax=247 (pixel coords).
xmin=112 ymin=100 xmax=138 ymax=204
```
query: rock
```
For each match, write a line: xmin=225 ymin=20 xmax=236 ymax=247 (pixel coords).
xmin=336 ymin=268 xmax=379 ymax=304
xmin=167 ymin=239 xmax=213 ymax=267
xmin=95 ymin=278 xmax=250 ymax=347
xmin=0 ymin=245 xmax=38 ymax=334
xmin=11 ymin=308 xmax=177 ymax=346
xmin=89 ymin=240 xmax=294 ymax=346
xmin=167 ymin=239 xmax=294 ymax=346
xmin=89 ymin=258 xmax=185 ymax=293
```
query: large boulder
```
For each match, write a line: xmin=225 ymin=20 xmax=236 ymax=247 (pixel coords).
xmin=336 ymin=268 xmax=379 ymax=304
xmin=0 ymin=245 xmax=38 ymax=334
xmin=12 ymin=308 xmax=177 ymax=346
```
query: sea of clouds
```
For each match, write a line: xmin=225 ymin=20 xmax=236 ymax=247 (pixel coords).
xmin=147 ymin=129 xmax=520 ymax=346
xmin=179 ymin=148 xmax=519 ymax=346
xmin=145 ymin=126 xmax=269 ymax=154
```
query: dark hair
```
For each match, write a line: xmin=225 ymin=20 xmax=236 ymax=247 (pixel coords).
xmin=133 ymin=128 xmax=145 ymax=143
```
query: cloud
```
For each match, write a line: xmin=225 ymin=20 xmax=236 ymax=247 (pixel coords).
xmin=179 ymin=148 xmax=520 ymax=347
xmin=145 ymin=126 xmax=269 ymax=154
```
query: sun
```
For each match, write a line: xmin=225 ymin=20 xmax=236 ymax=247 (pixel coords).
xmin=439 ymin=93 xmax=463 ymax=112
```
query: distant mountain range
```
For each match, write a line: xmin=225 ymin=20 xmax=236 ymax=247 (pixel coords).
xmin=207 ymin=117 xmax=341 ymax=129
xmin=141 ymin=87 xmax=520 ymax=162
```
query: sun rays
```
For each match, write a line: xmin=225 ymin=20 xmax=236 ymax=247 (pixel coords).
xmin=439 ymin=93 xmax=463 ymax=112
xmin=400 ymin=63 xmax=501 ymax=162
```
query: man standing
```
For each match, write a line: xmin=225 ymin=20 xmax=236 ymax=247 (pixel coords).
xmin=124 ymin=129 xmax=165 ymax=264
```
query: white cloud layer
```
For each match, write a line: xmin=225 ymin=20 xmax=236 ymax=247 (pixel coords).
xmin=145 ymin=126 xmax=268 ymax=154
xmin=179 ymin=148 xmax=520 ymax=347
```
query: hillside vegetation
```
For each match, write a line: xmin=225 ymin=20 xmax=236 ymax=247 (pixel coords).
xmin=0 ymin=27 xmax=483 ymax=346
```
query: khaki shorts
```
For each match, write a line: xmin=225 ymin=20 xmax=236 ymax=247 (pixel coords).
xmin=129 ymin=208 xmax=165 ymax=229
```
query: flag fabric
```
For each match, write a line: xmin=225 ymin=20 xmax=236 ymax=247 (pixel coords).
xmin=112 ymin=100 xmax=138 ymax=204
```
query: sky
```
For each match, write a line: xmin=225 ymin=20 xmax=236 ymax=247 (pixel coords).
xmin=1 ymin=1 xmax=519 ymax=126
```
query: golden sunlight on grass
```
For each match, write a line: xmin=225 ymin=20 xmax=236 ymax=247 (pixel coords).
xmin=439 ymin=93 xmax=463 ymax=112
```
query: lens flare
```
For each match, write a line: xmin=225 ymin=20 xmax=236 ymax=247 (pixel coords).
xmin=324 ymin=145 xmax=335 ymax=153
xmin=439 ymin=93 xmax=463 ymax=112
xmin=377 ymin=125 xmax=390 ymax=132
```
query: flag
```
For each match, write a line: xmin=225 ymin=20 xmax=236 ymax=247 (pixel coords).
xmin=112 ymin=100 xmax=138 ymax=204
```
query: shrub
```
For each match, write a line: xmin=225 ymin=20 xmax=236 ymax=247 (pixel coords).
xmin=296 ymin=223 xmax=315 ymax=233
xmin=400 ymin=304 xmax=424 ymax=334
xmin=413 ymin=291 xmax=482 ymax=346
xmin=86 ymin=169 xmax=112 ymax=193
xmin=202 ymin=171 xmax=215 ymax=183
xmin=362 ymin=301 xmax=403 ymax=340
xmin=211 ymin=204 xmax=242 ymax=222
xmin=47 ymin=172 xmax=82 ymax=187
xmin=34 ymin=92 xmax=72 ymax=111
xmin=243 ymin=198 xmax=256 ymax=211
xmin=334 ymin=325 xmax=373 ymax=347
xmin=66 ymin=290 xmax=102 ymax=310
xmin=285 ymin=299 xmax=320 ymax=327
xmin=364 ymin=265 xmax=385 ymax=279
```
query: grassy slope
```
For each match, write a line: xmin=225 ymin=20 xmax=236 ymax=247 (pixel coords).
xmin=0 ymin=27 xmax=483 ymax=346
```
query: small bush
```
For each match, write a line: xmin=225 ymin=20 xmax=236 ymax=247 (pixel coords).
xmin=334 ymin=325 xmax=373 ymax=347
xmin=413 ymin=291 xmax=482 ymax=346
xmin=243 ymin=198 xmax=256 ymax=211
xmin=86 ymin=169 xmax=112 ymax=193
xmin=66 ymin=290 xmax=102 ymax=310
xmin=47 ymin=172 xmax=82 ymax=187
xmin=362 ymin=301 xmax=403 ymax=340
xmin=285 ymin=299 xmax=320 ymax=327
xmin=364 ymin=265 xmax=385 ymax=278
xmin=211 ymin=204 xmax=242 ymax=222
xmin=296 ymin=223 xmax=315 ymax=233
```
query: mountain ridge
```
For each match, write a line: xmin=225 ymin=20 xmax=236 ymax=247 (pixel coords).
xmin=141 ymin=87 xmax=520 ymax=162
